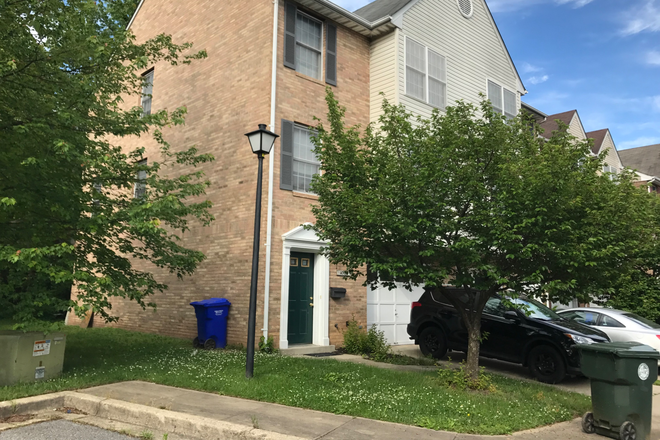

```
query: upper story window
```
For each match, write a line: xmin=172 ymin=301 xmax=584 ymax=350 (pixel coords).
xmin=603 ymin=165 xmax=618 ymax=180
xmin=141 ymin=70 xmax=154 ymax=117
xmin=405 ymin=37 xmax=447 ymax=109
xmin=134 ymin=159 xmax=148 ymax=199
xmin=284 ymin=3 xmax=337 ymax=86
xmin=280 ymin=119 xmax=320 ymax=194
xmin=487 ymin=80 xmax=516 ymax=119
xmin=295 ymin=13 xmax=323 ymax=79
xmin=292 ymin=125 xmax=320 ymax=193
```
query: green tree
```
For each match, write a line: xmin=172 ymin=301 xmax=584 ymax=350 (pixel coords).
xmin=601 ymin=195 xmax=660 ymax=323
xmin=0 ymin=0 xmax=212 ymax=325
xmin=310 ymin=89 xmax=648 ymax=381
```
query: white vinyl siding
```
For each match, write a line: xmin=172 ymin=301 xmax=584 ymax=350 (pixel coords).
xmin=397 ymin=0 xmax=521 ymax=120
xmin=370 ymin=32 xmax=398 ymax=124
xmin=295 ymin=12 xmax=323 ymax=80
xmin=292 ymin=125 xmax=320 ymax=193
xmin=405 ymin=37 xmax=447 ymax=109
xmin=600 ymin=132 xmax=624 ymax=170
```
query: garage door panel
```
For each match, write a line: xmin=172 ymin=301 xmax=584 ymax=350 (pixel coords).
xmin=379 ymin=304 xmax=396 ymax=323
xmin=379 ymin=288 xmax=395 ymax=303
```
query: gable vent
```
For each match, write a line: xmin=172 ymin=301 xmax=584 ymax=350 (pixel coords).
xmin=457 ymin=0 xmax=473 ymax=18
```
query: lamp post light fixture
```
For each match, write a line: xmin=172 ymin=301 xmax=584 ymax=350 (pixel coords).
xmin=244 ymin=124 xmax=278 ymax=379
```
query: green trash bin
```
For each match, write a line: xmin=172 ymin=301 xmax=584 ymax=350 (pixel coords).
xmin=577 ymin=341 xmax=660 ymax=440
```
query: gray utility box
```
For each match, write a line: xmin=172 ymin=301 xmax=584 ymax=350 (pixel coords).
xmin=0 ymin=331 xmax=66 ymax=387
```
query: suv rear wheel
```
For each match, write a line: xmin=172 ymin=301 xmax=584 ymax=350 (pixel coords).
xmin=527 ymin=345 xmax=566 ymax=383
xmin=418 ymin=327 xmax=447 ymax=359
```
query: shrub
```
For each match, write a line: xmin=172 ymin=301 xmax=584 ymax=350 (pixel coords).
xmin=258 ymin=336 xmax=276 ymax=354
xmin=437 ymin=360 xmax=496 ymax=392
xmin=341 ymin=318 xmax=389 ymax=360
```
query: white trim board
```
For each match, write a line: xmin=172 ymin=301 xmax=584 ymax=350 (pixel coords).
xmin=279 ymin=224 xmax=330 ymax=349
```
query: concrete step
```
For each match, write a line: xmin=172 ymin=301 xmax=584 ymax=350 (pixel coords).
xmin=280 ymin=344 xmax=336 ymax=356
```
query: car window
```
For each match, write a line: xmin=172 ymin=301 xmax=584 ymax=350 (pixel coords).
xmin=483 ymin=297 xmax=506 ymax=317
xmin=599 ymin=315 xmax=625 ymax=328
xmin=622 ymin=313 xmax=660 ymax=329
xmin=511 ymin=298 xmax=562 ymax=321
xmin=561 ymin=310 xmax=600 ymax=325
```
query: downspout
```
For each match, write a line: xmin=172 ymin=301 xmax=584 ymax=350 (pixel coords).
xmin=263 ymin=0 xmax=279 ymax=341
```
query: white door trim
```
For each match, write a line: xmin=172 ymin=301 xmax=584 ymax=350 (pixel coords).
xmin=279 ymin=224 xmax=330 ymax=349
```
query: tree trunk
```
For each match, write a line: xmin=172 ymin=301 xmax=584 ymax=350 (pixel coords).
xmin=465 ymin=317 xmax=482 ymax=382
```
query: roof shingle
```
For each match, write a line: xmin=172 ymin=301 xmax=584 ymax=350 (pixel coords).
xmin=619 ymin=144 xmax=660 ymax=177
xmin=537 ymin=110 xmax=576 ymax=139
xmin=353 ymin=0 xmax=412 ymax=21
xmin=586 ymin=129 xmax=608 ymax=155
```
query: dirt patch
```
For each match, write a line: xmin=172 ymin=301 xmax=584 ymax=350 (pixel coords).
xmin=56 ymin=407 xmax=87 ymax=415
xmin=1 ymin=414 xmax=34 ymax=424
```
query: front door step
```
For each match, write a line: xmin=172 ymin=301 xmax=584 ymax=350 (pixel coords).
xmin=280 ymin=344 xmax=336 ymax=356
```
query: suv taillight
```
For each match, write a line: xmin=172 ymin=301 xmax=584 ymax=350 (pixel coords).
xmin=412 ymin=302 xmax=422 ymax=309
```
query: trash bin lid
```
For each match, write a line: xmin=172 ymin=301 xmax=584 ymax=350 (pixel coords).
xmin=577 ymin=341 xmax=660 ymax=359
xmin=190 ymin=298 xmax=231 ymax=307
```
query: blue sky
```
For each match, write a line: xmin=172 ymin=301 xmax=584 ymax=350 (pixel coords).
xmin=334 ymin=0 xmax=660 ymax=150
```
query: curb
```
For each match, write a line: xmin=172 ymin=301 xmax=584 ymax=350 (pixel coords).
xmin=2 ymin=391 xmax=305 ymax=440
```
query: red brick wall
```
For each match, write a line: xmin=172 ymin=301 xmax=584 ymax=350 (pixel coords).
xmin=82 ymin=0 xmax=371 ymax=350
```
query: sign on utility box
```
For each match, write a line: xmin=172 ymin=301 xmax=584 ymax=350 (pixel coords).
xmin=0 ymin=331 xmax=67 ymax=387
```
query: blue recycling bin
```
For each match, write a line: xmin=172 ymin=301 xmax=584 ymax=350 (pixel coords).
xmin=190 ymin=298 xmax=231 ymax=349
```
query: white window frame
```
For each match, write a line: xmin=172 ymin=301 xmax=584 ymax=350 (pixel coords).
xmin=292 ymin=124 xmax=321 ymax=194
xmin=487 ymin=79 xmax=517 ymax=119
xmin=295 ymin=10 xmax=324 ymax=80
xmin=404 ymin=36 xmax=447 ymax=110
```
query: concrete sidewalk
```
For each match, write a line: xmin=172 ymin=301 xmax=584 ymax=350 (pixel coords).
xmin=74 ymin=381 xmax=629 ymax=440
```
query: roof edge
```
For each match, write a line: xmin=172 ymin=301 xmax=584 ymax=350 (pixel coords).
xmin=127 ymin=0 xmax=393 ymax=33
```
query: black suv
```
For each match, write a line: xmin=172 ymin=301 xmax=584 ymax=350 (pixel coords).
xmin=407 ymin=288 xmax=609 ymax=383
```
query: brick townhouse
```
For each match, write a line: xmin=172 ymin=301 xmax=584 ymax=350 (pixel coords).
xmin=76 ymin=0 xmax=527 ymax=350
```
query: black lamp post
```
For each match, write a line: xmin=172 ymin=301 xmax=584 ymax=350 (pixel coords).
xmin=244 ymin=124 xmax=279 ymax=379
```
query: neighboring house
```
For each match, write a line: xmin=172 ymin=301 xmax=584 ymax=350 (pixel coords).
xmin=71 ymin=0 xmax=526 ymax=350
xmin=619 ymin=144 xmax=660 ymax=193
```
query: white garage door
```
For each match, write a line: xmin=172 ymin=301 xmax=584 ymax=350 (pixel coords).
xmin=367 ymin=283 xmax=425 ymax=345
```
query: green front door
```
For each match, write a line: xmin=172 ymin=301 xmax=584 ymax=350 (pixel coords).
xmin=288 ymin=252 xmax=314 ymax=345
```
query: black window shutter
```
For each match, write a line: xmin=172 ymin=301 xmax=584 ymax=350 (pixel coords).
xmin=284 ymin=3 xmax=296 ymax=69
xmin=280 ymin=120 xmax=294 ymax=190
xmin=326 ymin=23 xmax=337 ymax=86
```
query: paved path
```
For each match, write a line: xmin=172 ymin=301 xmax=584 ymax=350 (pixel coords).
xmin=0 ymin=420 xmax=133 ymax=440
xmin=77 ymin=380 xmax=654 ymax=440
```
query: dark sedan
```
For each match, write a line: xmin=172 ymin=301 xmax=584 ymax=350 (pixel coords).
xmin=407 ymin=288 xmax=609 ymax=383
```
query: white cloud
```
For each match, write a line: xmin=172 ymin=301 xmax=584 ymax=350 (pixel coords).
xmin=521 ymin=62 xmax=542 ymax=73
xmin=621 ymin=0 xmax=660 ymax=36
xmin=654 ymin=95 xmax=660 ymax=111
xmin=647 ymin=50 xmax=660 ymax=65
xmin=619 ymin=136 xmax=660 ymax=150
xmin=528 ymin=75 xmax=550 ymax=85
xmin=555 ymin=0 xmax=595 ymax=7
xmin=488 ymin=0 xmax=595 ymax=12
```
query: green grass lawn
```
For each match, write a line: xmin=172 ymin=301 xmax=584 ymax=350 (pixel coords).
xmin=0 ymin=323 xmax=591 ymax=435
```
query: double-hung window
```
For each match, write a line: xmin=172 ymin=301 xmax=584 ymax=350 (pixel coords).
xmin=295 ymin=12 xmax=323 ymax=80
xmin=405 ymin=37 xmax=447 ymax=109
xmin=284 ymin=3 xmax=338 ymax=85
xmin=487 ymin=80 xmax=516 ymax=119
xmin=292 ymin=125 xmax=320 ymax=193
xmin=134 ymin=159 xmax=148 ymax=199
xmin=280 ymin=120 xmax=320 ymax=193
xmin=602 ymin=165 xmax=618 ymax=180
xmin=141 ymin=70 xmax=154 ymax=117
